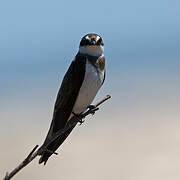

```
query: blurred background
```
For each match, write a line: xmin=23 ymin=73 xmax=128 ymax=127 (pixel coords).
xmin=0 ymin=0 xmax=180 ymax=179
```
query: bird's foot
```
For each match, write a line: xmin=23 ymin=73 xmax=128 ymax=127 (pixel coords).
xmin=87 ymin=105 xmax=96 ymax=110
xmin=72 ymin=112 xmax=84 ymax=125
xmin=87 ymin=105 xmax=99 ymax=115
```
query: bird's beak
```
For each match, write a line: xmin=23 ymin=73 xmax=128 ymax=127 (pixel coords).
xmin=91 ymin=40 xmax=96 ymax=45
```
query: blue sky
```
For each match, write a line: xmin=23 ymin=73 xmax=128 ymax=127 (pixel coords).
xmin=0 ymin=0 xmax=180 ymax=116
xmin=0 ymin=1 xmax=180 ymax=179
xmin=0 ymin=0 xmax=180 ymax=105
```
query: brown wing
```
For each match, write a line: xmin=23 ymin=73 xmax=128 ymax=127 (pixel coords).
xmin=39 ymin=56 xmax=86 ymax=164
xmin=97 ymin=56 xmax=106 ymax=85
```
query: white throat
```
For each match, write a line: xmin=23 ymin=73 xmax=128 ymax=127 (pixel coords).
xmin=79 ymin=45 xmax=104 ymax=57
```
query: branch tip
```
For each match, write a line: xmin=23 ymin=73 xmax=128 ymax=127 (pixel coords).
xmin=3 ymin=95 xmax=111 ymax=180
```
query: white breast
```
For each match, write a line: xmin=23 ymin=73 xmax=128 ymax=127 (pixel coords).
xmin=73 ymin=59 xmax=104 ymax=114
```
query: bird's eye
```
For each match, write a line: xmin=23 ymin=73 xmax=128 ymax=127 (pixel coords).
xmin=80 ymin=38 xmax=91 ymax=46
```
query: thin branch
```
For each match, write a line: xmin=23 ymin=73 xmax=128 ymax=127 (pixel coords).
xmin=4 ymin=145 xmax=39 ymax=180
xmin=3 ymin=95 xmax=111 ymax=180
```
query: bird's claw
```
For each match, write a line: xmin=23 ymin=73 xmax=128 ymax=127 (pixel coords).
xmin=88 ymin=105 xmax=96 ymax=110
xmin=72 ymin=112 xmax=84 ymax=125
xmin=87 ymin=105 xmax=99 ymax=115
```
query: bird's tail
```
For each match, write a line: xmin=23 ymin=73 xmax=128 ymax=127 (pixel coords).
xmin=39 ymin=125 xmax=75 ymax=165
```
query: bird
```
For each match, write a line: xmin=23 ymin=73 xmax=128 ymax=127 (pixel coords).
xmin=39 ymin=33 xmax=106 ymax=165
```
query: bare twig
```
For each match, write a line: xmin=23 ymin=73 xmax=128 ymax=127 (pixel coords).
xmin=4 ymin=145 xmax=39 ymax=180
xmin=3 ymin=95 xmax=111 ymax=180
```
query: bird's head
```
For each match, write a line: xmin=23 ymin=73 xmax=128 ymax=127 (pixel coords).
xmin=79 ymin=33 xmax=104 ymax=57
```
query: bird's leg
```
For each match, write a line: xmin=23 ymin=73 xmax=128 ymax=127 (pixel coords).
xmin=72 ymin=112 xmax=84 ymax=125
xmin=87 ymin=105 xmax=99 ymax=115
xmin=87 ymin=105 xmax=96 ymax=110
